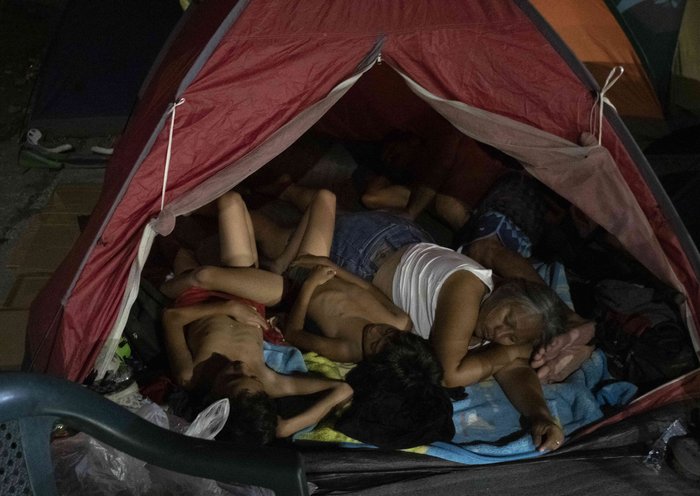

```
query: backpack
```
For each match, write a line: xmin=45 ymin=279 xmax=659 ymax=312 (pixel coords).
xmin=595 ymin=279 xmax=698 ymax=393
xmin=122 ymin=278 xmax=171 ymax=374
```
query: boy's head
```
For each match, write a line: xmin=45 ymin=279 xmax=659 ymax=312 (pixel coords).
xmin=336 ymin=332 xmax=455 ymax=449
xmin=217 ymin=390 xmax=278 ymax=446
xmin=361 ymin=323 xmax=404 ymax=359
xmin=207 ymin=359 xmax=278 ymax=445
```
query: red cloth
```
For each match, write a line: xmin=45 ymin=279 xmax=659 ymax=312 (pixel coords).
xmin=173 ymin=287 xmax=287 ymax=345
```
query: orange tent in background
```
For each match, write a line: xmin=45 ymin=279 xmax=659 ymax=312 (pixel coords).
xmin=532 ymin=0 xmax=665 ymax=140
xmin=532 ymin=0 xmax=663 ymax=121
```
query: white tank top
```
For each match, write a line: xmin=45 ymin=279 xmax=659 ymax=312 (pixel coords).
xmin=392 ymin=243 xmax=493 ymax=339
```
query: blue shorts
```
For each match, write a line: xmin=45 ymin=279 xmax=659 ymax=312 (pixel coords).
xmin=467 ymin=210 xmax=533 ymax=258
xmin=331 ymin=211 xmax=433 ymax=280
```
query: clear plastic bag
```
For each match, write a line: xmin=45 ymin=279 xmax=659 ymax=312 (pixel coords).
xmin=52 ymin=432 xmax=152 ymax=495
xmin=149 ymin=399 xmax=233 ymax=496
xmin=52 ymin=398 xmax=242 ymax=495
xmin=642 ymin=418 xmax=688 ymax=474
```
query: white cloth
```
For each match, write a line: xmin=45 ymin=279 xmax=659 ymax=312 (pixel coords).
xmin=392 ymin=243 xmax=493 ymax=339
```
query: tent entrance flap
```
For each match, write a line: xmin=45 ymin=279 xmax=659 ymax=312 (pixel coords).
xmin=154 ymin=54 xmax=382 ymax=231
xmin=387 ymin=65 xmax=687 ymax=312
xmin=93 ymin=54 xmax=384 ymax=378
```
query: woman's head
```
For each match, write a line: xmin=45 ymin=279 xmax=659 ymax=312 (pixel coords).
xmin=478 ymin=278 xmax=568 ymax=347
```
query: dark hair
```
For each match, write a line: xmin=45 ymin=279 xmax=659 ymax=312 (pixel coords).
xmin=337 ymin=332 xmax=456 ymax=449
xmin=488 ymin=278 xmax=568 ymax=346
xmin=350 ymin=331 xmax=442 ymax=392
xmin=216 ymin=391 xmax=278 ymax=446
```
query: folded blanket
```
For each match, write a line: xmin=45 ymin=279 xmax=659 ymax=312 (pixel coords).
xmin=295 ymin=349 xmax=637 ymax=464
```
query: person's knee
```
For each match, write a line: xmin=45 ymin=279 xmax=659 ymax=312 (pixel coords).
xmin=312 ymin=188 xmax=336 ymax=210
xmin=434 ymin=195 xmax=470 ymax=231
xmin=191 ymin=265 xmax=216 ymax=289
xmin=361 ymin=190 xmax=382 ymax=209
xmin=217 ymin=190 xmax=245 ymax=211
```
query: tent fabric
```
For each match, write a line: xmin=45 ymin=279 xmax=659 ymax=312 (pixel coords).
xmin=672 ymin=0 xmax=700 ymax=115
xmin=26 ymin=0 xmax=700 ymax=448
xmin=610 ymin=0 xmax=688 ymax=109
xmin=300 ymin=399 xmax=699 ymax=494
xmin=531 ymin=0 xmax=663 ymax=120
xmin=27 ymin=0 xmax=182 ymax=136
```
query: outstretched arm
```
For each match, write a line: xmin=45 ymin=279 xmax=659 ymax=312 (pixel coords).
xmin=291 ymin=255 xmax=410 ymax=325
xmin=162 ymin=300 xmax=268 ymax=388
xmin=430 ymin=271 xmax=522 ymax=387
xmin=160 ymin=265 xmax=284 ymax=306
xmin=494 ymin=358 xmax=564 ymax=452
xmin=273 ymin=375 xmax=353 ymax=438
xmin=284 ymin=265 xmax=359 ymax=362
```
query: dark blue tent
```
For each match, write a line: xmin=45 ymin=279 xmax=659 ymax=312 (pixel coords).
xmin=27 ymin=0 xmax=182 ymax=137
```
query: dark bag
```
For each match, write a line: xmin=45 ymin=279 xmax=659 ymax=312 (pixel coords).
xmin=123 ymin=279 xmax=170 ymax=371
xmin=595 ymin=279 xmax=698 ymax=393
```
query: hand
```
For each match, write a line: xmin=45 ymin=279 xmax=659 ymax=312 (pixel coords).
xmin=175 ymin=367 xmax=194 ymax=389
xmin=530 ymin=416 xmax=565 ymax=452
xmin=531 ymin=321 xmax=595 ymax=383
xmin=223 ymin=300 xmax=268 ymax=329
xmin=291 ymin=254 xmax=336 ymax=270
xmin=507 ymin=342 xmax=535 ymax=362
xmin=307 ymin=265 xmax=336 ymax=286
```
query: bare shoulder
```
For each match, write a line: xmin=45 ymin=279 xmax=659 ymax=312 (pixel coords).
xmin=440 ymin=269 xmax=489 ymax=303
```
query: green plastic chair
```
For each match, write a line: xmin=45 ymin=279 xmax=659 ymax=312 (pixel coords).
xmin=0 ymin=372 xmax=308 ymax=495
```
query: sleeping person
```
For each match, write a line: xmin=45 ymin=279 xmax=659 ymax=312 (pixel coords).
xmin=326 ymin=209 xmax=569 ymax=452
xmin=161 ymin=189 xmax=352 ymax=445
xmin=161 ymin=189 xmax=444 ymax=444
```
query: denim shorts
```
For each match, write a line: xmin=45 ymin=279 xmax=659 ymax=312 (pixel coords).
xmin=331 ymin=211 xmax=433 ymax=280
xmin=468 ymin=210 xmax=533 ymax=258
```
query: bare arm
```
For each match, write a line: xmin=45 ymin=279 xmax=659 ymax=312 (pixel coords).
xmin=162 ymin=301 xmax=268 ymax=387
xmin=291 ymin=255 xmax=410 ymax=325
xmin=274 ymin=376 xmax=353 ymax=438
xmin=430 ymin=271 xmax=517 ymax=387
xmin=284 ymin=265 xmax=359 ymax=362
xmin=160 ymin=265 xmax=284 ymax=306
xmin=468 ymin=236 xmax=594 ymax=381
xmin=494 ymin=358 xmax=564 ymax=451
xmin=162 ymin=305 xmax=210 ymax=389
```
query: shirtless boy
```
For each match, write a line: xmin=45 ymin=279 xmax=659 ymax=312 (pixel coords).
xmin=162 ymin=189 xmax=354 ymax=444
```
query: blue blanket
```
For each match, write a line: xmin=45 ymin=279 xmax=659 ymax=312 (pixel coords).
xmin=425 ymin=349 xmax=636 ymax=464
xmin=272 ymin=342 xmax=636 ymax=465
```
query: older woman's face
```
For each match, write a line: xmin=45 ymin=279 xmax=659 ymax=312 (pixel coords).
xmin=476 ymin=300 xmax=542 ymax=346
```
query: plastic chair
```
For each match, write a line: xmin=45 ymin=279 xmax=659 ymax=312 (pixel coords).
xmin=0 ymin=372 xmax=308 ymax=495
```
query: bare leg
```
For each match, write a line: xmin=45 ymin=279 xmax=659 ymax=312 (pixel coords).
xmin=250 ymin=210 xmax=294 ymax=261
xmin=173 ymin=248 xmax=200 ymax=275
xmin=217 ymin=191 xmax=258 ymax=268
xmin=434 ymin=194 xmax=471 ymax=231
xmin=360 ymin=176 xmax=411 ymax=210
xmin=278 ymin=179 xmax=324 ymax=212
xmin=266 ymin=189 xmax=336 ymax=273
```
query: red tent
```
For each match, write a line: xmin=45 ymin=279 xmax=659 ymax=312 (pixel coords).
xmin=27 ymin=0 xmax=699 ymax=435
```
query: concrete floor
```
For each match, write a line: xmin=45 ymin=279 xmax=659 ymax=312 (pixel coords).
xmin=0 ymin=0 xmax=104 ymax=367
